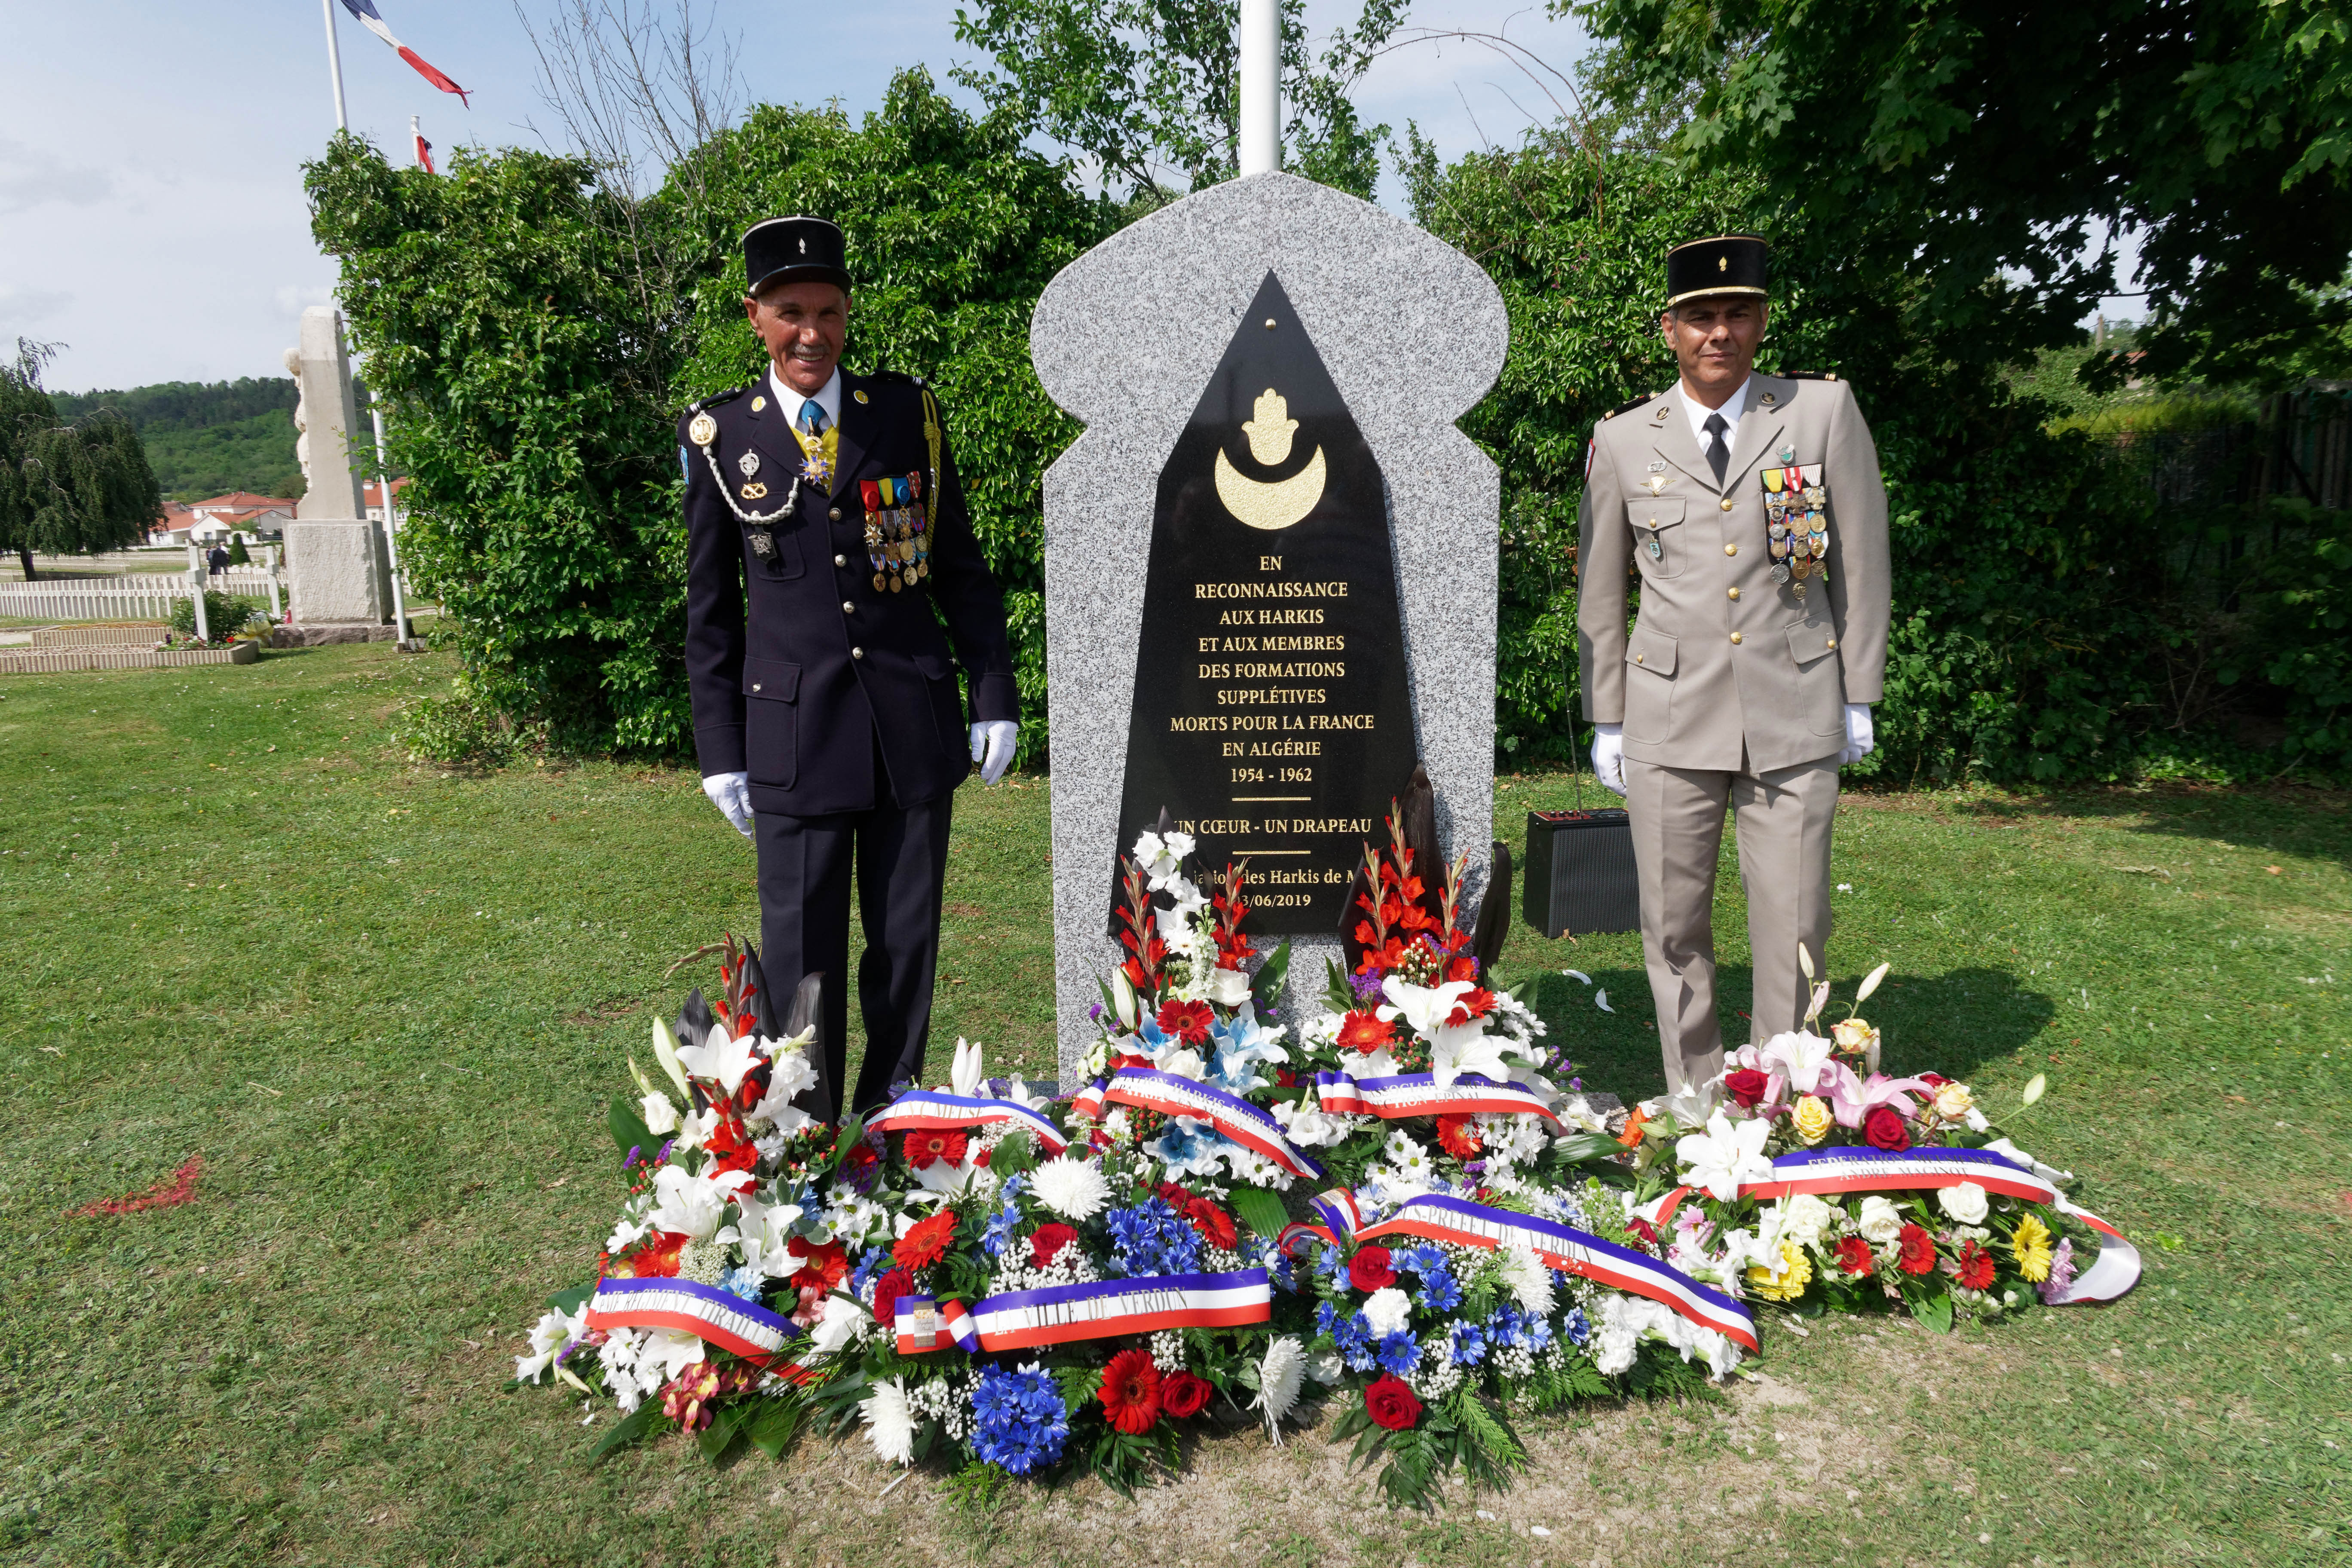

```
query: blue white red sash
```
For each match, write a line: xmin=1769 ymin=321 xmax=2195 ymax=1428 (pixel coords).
xmin=585 ymin=1276 xmax=804 ymax=1369
xmin=1314 ymin=1069 xmax=1564 ymax=1127
xmin=866 ymin=1089 xmax=1068 ymax=1156
xmin=1644 ymin=1145 xmax=2139 ymax=1305
xmin=1274 ymin=1188 xmax=1365 ymax=1258
xmin=892 ymin=1293 xmax=979 ymax=1354
xmin=964 ymin=1268 xmax=1271 ymax=1351
xmin=1354 ymin=1194 xmax=1759 ymax=1352
xmin=1088 ymin=1068 xmax=1325 ymax=1180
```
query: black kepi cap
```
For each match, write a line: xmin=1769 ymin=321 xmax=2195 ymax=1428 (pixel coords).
xmin=744 ymin=215 xmax=851 ymax=297
xmin=1666 ymin=234 xmax=1768 ymax=307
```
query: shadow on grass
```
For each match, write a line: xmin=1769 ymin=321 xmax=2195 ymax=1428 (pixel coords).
xmin=1919 ymin=782 xmax=2352 ymax=867
xmin=1527 ymin=963 xmax=2058 ymax=1106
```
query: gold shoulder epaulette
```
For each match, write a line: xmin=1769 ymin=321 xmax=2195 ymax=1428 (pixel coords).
xmin=1600 ymin=392 xmax=1657 ymax=421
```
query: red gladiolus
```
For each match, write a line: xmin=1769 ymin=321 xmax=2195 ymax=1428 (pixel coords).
xmin=1863 ymin=1104 xmax=1912 ymax=1152
xmin=1435 ymin=1114 xmax=1482 ymax=1158
xmin=1445 ymin=953 xmax=1480 ymax=984
xmin=894 ymin=1210 xmax=958 ymax=1271
xmin=903 ymin=1129 xmax=970 ymax=1170
xmin=1160 ymin=1369 xmax=1213 ymax=1418
xmin=1442 ymin=987 xmax=1496 ymax=1026
xmin=1335 ymin=1011 xmax=1395 ymax=1052
xmin=1029 ymin=1222 xmax=1078 ymax=1266
xmin=1835 ymin=1235 xmax=1876 ymax=1277
xmin=1099 ymin=1348 xmax=1163 ymax=1434
xmin=871 ymin=1266 xmax=916 ymax=1327
xmin=1364 ymin=1375 xmax=1423 ymax=1431
xmin=1897 ymin=1222 xmax=1937 ymax=1275
xmin=1156 ymin=998 xmax=1216 ymax=1045
xmin=1955 ymin=1240 xmax=1996 ymax=1290
xmin=704 ymin=1112 xmax=759 ymax=1176
xmin=1348 ymin=1244 xmax=1398 ymax=1292
xmin=1724 ymin=1069 xmax=1771 ymax=1109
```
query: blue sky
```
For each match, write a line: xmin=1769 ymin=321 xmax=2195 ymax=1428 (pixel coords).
xmin=0 ymin=1 xmax=1602 ymax=391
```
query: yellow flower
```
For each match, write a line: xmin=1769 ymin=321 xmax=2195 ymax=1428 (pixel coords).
xmin=1933 ymin=1081 xmax=1975 ymax=1120
xmin=1792 ymin=1095 xmax=1834 ymax=1144
xmin=1746 ymin=1239 xmax=1814 ymax=1302
xmin=2008 ymin=1212 xmax=2054 ymax=1283
xmin=1830 ymin=1017 xmax=1880 ymax=1057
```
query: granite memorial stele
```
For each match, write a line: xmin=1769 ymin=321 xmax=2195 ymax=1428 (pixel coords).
xmin=1032 ymin=171 xmax=1510 ymax=1084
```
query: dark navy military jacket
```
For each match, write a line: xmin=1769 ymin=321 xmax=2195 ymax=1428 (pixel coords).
xmin=680 ymin=369 xmax=1019 ymax=816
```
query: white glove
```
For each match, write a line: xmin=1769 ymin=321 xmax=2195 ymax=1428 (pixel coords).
xmin=1840 ymin=703 xmax=1876 ymax=765
xmin=1589 ymin=722 xmax=1627 ymax=796
xmin=970 ymin=720 xmax=1019 ymax=785
xmin=701 ymin=771 xmax=754 ymax=837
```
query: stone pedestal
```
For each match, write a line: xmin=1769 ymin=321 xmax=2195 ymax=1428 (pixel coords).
xmin=1030 ymin=171 xmax=1509 ymax=1082
xmin=285 ymin=305 xmax=391 ymax=626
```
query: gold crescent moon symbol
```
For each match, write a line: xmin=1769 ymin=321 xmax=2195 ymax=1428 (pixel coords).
xmin=1214 ymin=444 xmax=1326 ymax=531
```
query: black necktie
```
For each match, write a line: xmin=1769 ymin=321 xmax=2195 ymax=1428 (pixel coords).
xmin=1703 ymin=411 xmax=1730 ymax=485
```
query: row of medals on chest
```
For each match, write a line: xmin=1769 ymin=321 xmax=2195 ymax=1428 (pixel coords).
xmin=733 ymin=443 xmax=929 ymax=594
xmin=1642 ymin=447 xmax=1828 ymax=587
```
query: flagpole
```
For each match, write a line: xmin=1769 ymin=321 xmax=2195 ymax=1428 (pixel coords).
xmin=1238 ymin=0 xmax=1279 ymax=175
xmin=370 ymin=392 xmax=415 ymax=648
xmin=322 ymin=0 xmax=349 ymax=131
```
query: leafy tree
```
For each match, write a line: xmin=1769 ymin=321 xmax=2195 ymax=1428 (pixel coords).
xmin=952 ymin=0 xmax=1408 ymax=202
xmin=0 ymin=341 xmax=163 ymax=579
xmin=307 ymin=70 xmax=1110 ymax=756
xmin=50 ymin=380 xmax=308 ymax=502
xmin=1565 ymin=0 xmax=2352 ymax=384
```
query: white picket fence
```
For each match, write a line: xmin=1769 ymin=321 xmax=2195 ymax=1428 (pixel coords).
xmin=0 ymin=568 xmax=278 ymax=622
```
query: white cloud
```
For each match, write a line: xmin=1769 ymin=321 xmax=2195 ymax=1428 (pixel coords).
xmin=0 ymin=136 xmax=116 ymax=217
xmin=0 ymin=282 xmax=73 ymax=330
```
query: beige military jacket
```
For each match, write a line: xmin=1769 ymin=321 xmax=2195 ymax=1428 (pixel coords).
xmin=1577 ymin=373 xmax=1890 ymax=774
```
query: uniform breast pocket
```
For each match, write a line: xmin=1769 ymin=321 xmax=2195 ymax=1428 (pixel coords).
xmin=1625 ymin=496 xmax=1689 ymax=580
xmin=742 ymin=656 xmax=799 ymax=789
xmin=747 ymin=524 xmax=805 ymax=581
xmin=1782 ymin=616 xmax=1846 ymax=738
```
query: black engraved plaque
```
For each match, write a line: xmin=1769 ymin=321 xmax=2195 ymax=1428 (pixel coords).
xmin=1112 ymin=272 xmax=1417 ymax=934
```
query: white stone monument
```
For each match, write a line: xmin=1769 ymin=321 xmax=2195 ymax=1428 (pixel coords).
xmin=283 ymin=306 xmax=394 ymax=629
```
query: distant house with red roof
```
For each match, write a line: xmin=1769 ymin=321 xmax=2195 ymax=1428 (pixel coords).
xmin=151 ymin=492 xmax=297 ymax=545
xmin=362 ymin=476 xmax=412 ymax=523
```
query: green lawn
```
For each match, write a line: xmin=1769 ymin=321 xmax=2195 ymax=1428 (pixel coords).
xmin=2 ymin=642 xmax=2345 ymax=1566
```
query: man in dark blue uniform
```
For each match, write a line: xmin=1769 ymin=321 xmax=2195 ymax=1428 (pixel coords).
xmin=682 ymin=215 xmax=1020 ymax=1121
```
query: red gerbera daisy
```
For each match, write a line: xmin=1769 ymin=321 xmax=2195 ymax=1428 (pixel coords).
xmin=903 ymin=1128 xmax=969 ymax=1170
xmin=1954 ymin=1240 xmax=1996 ymax=1291
xmin=894 ymin=1210 xmax=958 ymax=1271
xmin=1099 ymin=1348 xmax=1163 ymax=1434
xmin=786 ymin=1237 xmax=847 ymax=1292
xmin=624 ymin=1230 xmax=689 ymax=1278
xmin=1835 ymin=1235 xmax=1876 ymax=1277
xmin=1189 ymin=1198 xmax=1237 ymax=1252
xmin=1335 ymin=1011 xmax=1395 ymax=1053
xmin=1155 ymin=998 xmax=1215 ymax=1045
xmin=1435 ymin=1114 xmax=1482 ymax=1158
xmin=1896 ymin=1222 xmax=1938 ymax=1276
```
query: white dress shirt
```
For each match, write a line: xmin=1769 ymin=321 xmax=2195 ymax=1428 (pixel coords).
xmin=767 ymin=364 xmax=843 ymax=432
xmin=1678 ymin=372 xmax=1752 ymax=455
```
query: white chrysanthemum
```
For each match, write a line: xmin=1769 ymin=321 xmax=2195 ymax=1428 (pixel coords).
xmin=1254 ymin=1335 xmax=1308 ymax=1440
xmin=1361 ymin=1286 xmax=1413 ymax=1337
xmin=861 ymin=1377 xmax=917 ymax=1467
xmin=1497 ymin=1245 xmax=1555 ymax=1315
xmin=1029 ymin=1155 xmax=1112 ymax=1222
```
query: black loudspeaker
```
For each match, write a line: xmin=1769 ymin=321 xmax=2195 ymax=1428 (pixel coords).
xmin=1522 ymin=808 xmax=1641 ymax=937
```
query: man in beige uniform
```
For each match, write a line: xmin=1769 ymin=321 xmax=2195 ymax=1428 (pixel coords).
xmin=1577 ymin=235 xmax=1890 ymax=1095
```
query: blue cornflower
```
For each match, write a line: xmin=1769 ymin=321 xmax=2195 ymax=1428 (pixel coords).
xmin=1264 ymin=1248 xmax=1299 ymax=1294
xmin=1414 ymin=1265 xmax=1461 ymax=1314
xmin=849 ymin=1244 xmax=891 ymax=1298
xmin=980 ymin=1174 xmax=1028 ymax=1259
xmin=1396 ymin=1243 xmax=1447 ymax=1279
xmin=969 ymin=1364 xmax=1069 ymax=1476
xmin=1562 ymin=1306 xmax=1591 ymax=1347
xmin=719 ymin=1265 xmax=767 ymax=1304
xmin=1487 ymin=1302 xmax=1527 ymax=1350
xmin=1330 ymin=1310 xmax=1376 ymax=1372
xmin=1449 ymin=1323 xmax=1488 ymax=1367
xmin=1315 ymin=1300 xmax=1340 ymax=1337
xmin=1102 ymin=1196 xmax=1203 ymax=1277
xmin=1524 ymin=1312 xmax=1557 ymax=1352
xmin=1376 ymin=1331 xmax=1422 ymax=1375
xmin=1313 ymin=1241 xmax=1349 ymax=1285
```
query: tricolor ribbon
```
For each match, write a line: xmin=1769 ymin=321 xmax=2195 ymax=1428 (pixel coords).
xmin=1098 ymin=1068 xmax=1325 ymax=1180
xmin=1315 ymin=1069 xmax=1565 ymax=1128
xmin=1354 ymin=1194 xmax=1759 ymax=1353
xmin=892 ymin=1294 xmax=979 ymax=1354
xmin=585 ymin=1276 xmax=804 ymax=1369
xmin=1275 ymin=1188 xmax=1364 ymax=1257
xmin=1644 ymin=1145 xmax=2140 ymax=1305
xmin=964 ymin=1268 xmax=1271 ymax=1351
xmin=866 ymin=1089 xmax=1068 ymax=1156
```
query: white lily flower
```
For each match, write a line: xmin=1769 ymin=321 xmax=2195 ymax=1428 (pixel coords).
xmin=640 ymin=1326 xmax=707 ymax=1382
xmin=514 ymin=1302 xmax=591 ymax=1383
xmin=730 ymin=1189 xmax=807 ymax=1277
xmin=647 ymin=1161 xmax=748 ymax=1240
xmin=950 ymin=1037 xmax=986 ymax=1099
xmin=807 ymin=1291 xmax=868 ymax=1356
xmin=1760 ymin=1030 xmax=1841 ymax=1096
xmin=1675 ymin=1111 xmax=1774 ymax=1201
xmin=1376 ymin=975 xmax=1476 ymax=1038
xmin=676 ymin=1023 xmax=765 ymax=1096
xmin=1426 ymin=1023 xmax=1513 ymax=1088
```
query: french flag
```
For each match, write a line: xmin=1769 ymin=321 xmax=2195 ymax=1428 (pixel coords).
xmin=412 ymin=117 xmax=435 ymax=174
xmin=338 ymin=0 xmax=469 ymax=104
